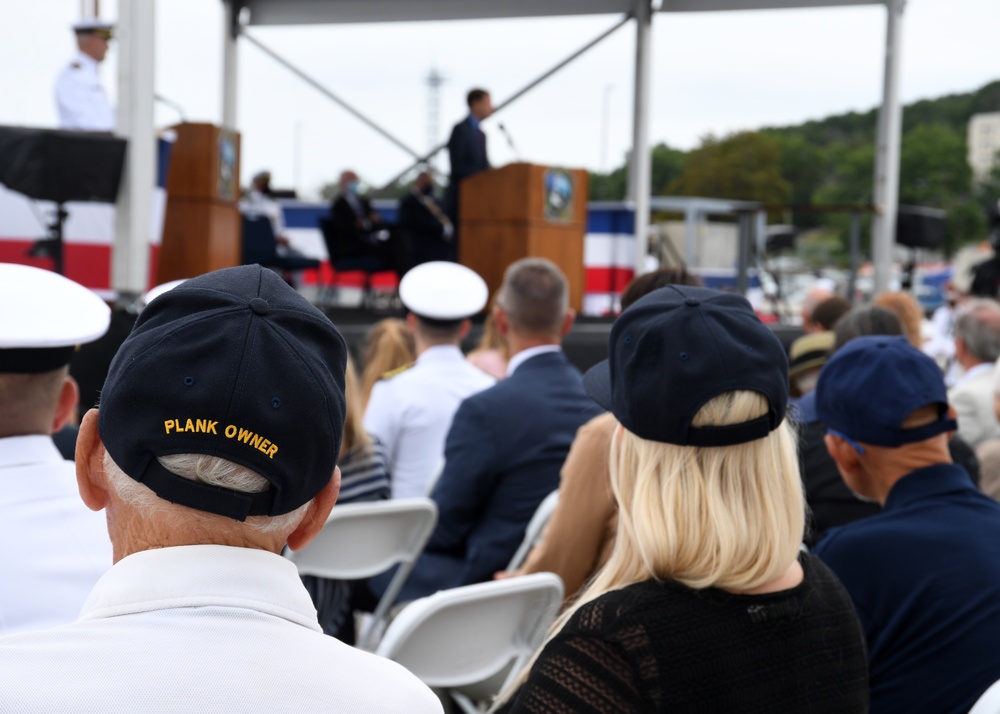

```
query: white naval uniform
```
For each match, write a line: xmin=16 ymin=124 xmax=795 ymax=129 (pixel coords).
xmin=0 ymin=435 xmax=112 ymax=636
xmin=0 ymin=545 xmax=443 ymax=714
xmin=54 ymin=51 xmax=115 ymax=131
xmin=364 ymin=345 xmax=495 ymax=499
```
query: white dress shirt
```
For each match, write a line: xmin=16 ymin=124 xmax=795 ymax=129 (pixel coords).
xmin=949 ymin=361 xmax=1000 ymax=446
xmin=54 ymin=51 xmax=115 ymax=131
xmin=0 ymin=545 xmax=443 ymax=713
xmin=0 ymin=435 xmax=112 ymax=635
xmin=365 ymin=345 xmax=495 ymax=499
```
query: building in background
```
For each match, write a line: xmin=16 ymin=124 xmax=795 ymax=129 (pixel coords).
xmin=968 ymin=112 xmax=1000 ymax=182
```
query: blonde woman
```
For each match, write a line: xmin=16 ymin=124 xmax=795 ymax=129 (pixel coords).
xmin=360 ymin=318 xmax=416 ymax=407
xmin=494 ymin=286 xmax=868 ymax=713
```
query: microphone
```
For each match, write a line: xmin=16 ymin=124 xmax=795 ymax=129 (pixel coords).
xmin=154 ymin=93 xmax=187 ymax=122
xmin=498 ymin=123 xmax=520 ymax=161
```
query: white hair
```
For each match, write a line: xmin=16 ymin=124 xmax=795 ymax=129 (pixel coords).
xmin=103 ymin=451 xmax=310 ymax=534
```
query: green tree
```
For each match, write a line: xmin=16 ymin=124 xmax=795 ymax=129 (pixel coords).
xmin=666 ymin=131 xmax=791 ymax=206
xmin=589 ymin=142 xmax=685 ymax=200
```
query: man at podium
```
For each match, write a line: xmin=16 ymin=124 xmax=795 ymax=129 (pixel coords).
xmin=445 ymin=88 xmax=493 ymax=238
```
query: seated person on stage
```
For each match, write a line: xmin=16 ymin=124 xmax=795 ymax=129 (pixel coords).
xmin=399 ymin=171 xmax=455 ymax=265
xmin=364 ymin=262 xmax=494 ymax=500
xmin=0 ymin=265 xmax=113 ymax=636
xmin=328 ymin=170 xmax=404 ymax=274
xmin=0 ymin=265 xmax=441 ymax=713
xmin=494 ymin=285 xmax=868 ymax=713
xmin=239 ymin=170 xmax=313 ymax=284
xmin=496 ymin=267 xmax=700 ymax=602
xmin=815 ymin=335 xmax=1000 ymax=714
xmin=239 ymin=171 xmax=290 ymax=246
xmin=302 ymin=355 xmax=391 ymax=643
xmin=369 ymin=258 xmax=602 ymax=603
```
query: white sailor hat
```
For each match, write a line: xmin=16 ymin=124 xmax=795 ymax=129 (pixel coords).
xmin=399 ymin=261 xmax=488 ymax=322
xmin=72 ymin=18 xmax=114 ymax=37
xmin=0 ymin=264 xmax=111 ymax=373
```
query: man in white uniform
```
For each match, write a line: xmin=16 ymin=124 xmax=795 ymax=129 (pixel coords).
xmin=365 ymin=262 xmax=495 ymax=498
xmin=55 ymin=19 xmax=115 ymax=132
xmin=0 ymin=265 xmax=442 ymax=713
xmin=0 ymin=264 xmax=113 ymax=635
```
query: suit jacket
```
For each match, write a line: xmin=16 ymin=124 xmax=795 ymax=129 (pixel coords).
xmin=948 ymin=364 xmax=1000 ymax=447
xmin=445 ymin=117 xmax=489 ymax=218
xmin=398 ymin=190 xmax=454 ymax=264
xmin=448 ymin=117 xmax=489 ymax=183
xmin=399 ymin=351 xmax=602 ymax=601
xmin=328 ymin=193 xmax=379 ymax=261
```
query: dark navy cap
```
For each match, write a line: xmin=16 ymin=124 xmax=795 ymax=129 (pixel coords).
xmin=99 ymin=265 xmax=347 ymax=521
xmin=816 ymin=335 xmax=956 ymax=448
xmin=584 ymin=285 xmax=788 ymax=447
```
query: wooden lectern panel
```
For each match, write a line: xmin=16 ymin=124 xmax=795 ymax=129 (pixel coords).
xmin=460 ymin=163 xmax=588 ymax=311
xmin=157 ymin=123 xmax=241 ymax=284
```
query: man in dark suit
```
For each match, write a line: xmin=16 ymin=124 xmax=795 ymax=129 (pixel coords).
xmin=444 ymin=88 xmax=493 ymax=249
xmin=328 ymin=170 xmax=406 ymax=273
xmin=376 ymin=258 xmax=602 ymax=602
xmin=398 ymin=171 xmax=455 ymax=265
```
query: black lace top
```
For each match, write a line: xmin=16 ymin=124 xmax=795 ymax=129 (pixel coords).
xmin=498 ymin=554 xmax=868 ymax=713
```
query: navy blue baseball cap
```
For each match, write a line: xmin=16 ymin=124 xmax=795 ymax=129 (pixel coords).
xmin=816 ymin=335 xmax=956 ymax=448
xmin=584 ymin=285 xmax=788 ymax=447
xmin=99 ymin=265 xmax=347 ymax=521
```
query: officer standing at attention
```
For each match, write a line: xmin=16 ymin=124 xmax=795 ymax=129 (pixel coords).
xmin=55 ymin=19 xmax=115 ymax=132
xmin=364 ymin=262 xmax=495 ymax=499
xmin=0 ymin=264 xmax=113 ymax=635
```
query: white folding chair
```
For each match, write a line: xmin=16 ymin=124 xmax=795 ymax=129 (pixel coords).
xmin=971 ymin=678 xmax=1000 ymax=714
xmin=506 ymin=490 xmax=559 ymax=571
xmin=375 ymin=572 xmax=564 ymax=714
xmin=287 ymin=497 xmax=437 ymax=651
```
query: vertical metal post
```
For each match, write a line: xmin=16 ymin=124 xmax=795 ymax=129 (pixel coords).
xmin=848 ymin=211 xmax=861 ymax=302
xmin=628 ymin=0 xmax=653 ymax=278
xmin=871 ymin=0 xmax=905 ymax=295
xmin=684 ymin=207 xmax=698 ymax=267
xmin=112 ymin=0 xmax=155 ymax=297
xmin=222 ymin=1 xmax=239 ymax=130
xmin=736 ymin=211 xmax=751 ymax=295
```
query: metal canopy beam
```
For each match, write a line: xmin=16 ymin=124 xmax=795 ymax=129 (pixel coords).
xmin=239 ymin=0 xmax=882 ymax=25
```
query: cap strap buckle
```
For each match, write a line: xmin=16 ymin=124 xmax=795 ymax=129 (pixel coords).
xmin=133 ymin=453 xmax=275 ymax=522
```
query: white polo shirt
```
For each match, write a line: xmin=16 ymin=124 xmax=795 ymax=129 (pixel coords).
xmin=0 ymin=544 xmax=443 ymax=713
xmin=365 ymin=345 xmax=495 ymax=499
xmin=0 ymin=435 xmax=112 ymax=635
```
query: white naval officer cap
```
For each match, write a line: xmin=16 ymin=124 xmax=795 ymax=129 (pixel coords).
xmin=72 ymin=18 xmax=114 ymax=37
xmin=0 ymin=264 xmax=111 ymax=373
xmin=399 ymin=261 xmax=488 ymax=322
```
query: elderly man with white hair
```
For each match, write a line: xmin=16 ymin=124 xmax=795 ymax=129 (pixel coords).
xmin=0 ymin=265 xmax=441 ymax=713
xmin=948 ymin=299 xmax=1000 ymax=447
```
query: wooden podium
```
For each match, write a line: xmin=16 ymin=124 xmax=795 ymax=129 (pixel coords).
xmin=157 ymin=123 xmax=241 ymax=283
xmin=459 ymin=163 xmax=588 ymax=312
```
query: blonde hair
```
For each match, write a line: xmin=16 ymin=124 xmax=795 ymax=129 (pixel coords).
xmin=493 ymin=390 xmax=804 ymax=708
xmin=874 ymin=291 xmax=923 ymax=348
xmin=360 ymin=318 xmax=415 ymax=408
xmin=341 ymin=354 xmax=370 ymax=457
xmin=477 ymin=297 xmax=509 ymax=359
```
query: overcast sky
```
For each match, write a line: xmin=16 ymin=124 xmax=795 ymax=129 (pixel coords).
xmin=3 ymin=0 xmax=998 ymax=198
